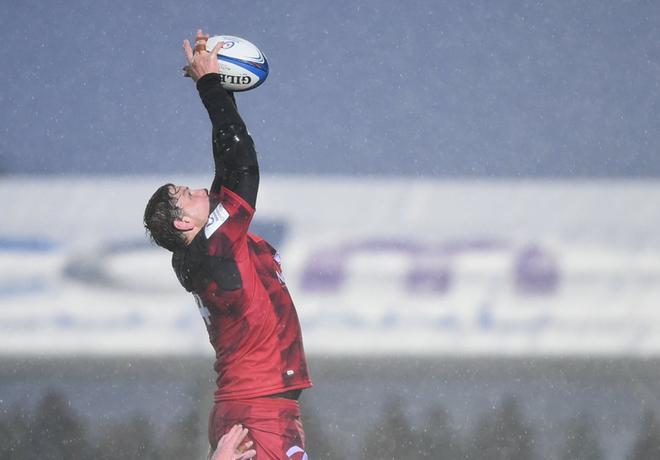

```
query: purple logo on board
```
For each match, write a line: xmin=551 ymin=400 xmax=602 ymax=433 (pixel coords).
xmin=301 ymin=238 xmax=559 ymax=295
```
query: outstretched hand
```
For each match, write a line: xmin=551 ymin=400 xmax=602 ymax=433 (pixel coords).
xmin=183 ymin=29 xmax=223 ymax=82
xmin=211 ymin=424 xmax=256 ymax=460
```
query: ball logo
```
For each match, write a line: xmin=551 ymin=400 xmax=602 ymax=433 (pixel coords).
xmin=212 ymin=35 xmax=268 ymax=91
xmin=219 ymin=74 xmax=253 ymax=85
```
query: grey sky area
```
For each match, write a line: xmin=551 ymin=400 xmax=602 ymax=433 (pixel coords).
xmin=1 ymin=0 xmax=659 ymax=177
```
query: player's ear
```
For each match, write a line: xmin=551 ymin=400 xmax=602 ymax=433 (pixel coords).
xmin=173 ymin=218 xmax=194 ymax=232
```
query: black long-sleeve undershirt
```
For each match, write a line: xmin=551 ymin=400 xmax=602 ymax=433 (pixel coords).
xmin=196 ymin=73 xmax=259 ymax=208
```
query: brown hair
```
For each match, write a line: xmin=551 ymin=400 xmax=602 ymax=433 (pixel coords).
xmin=143 ymin=183 xmax=187 ymax=252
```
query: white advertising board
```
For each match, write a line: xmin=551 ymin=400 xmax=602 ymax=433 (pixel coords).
xmin=2 ymin=176 xmax=659 ymax=355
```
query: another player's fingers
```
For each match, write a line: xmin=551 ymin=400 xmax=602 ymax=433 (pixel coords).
xmin=224 ymin=424 xmax=243 ymax=445
xmin=237 ymin=440 xmax=254 ymax=453
xmin=235 ymin=428 xmax=252 ymax=453
xmin=236 ymin=427 xmax=250 ymax=445
xmin=237 ymin=449 xmax=256 ymax=460
xmin=240 ymin=427 xmax=250 ymax=439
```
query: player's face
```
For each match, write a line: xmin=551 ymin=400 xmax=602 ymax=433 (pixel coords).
xmin=171 ymin=185 xmax=210 ymax=228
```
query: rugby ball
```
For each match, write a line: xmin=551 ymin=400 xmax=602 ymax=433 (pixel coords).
xmin=206 ymin=35 xmax=269 ymax=92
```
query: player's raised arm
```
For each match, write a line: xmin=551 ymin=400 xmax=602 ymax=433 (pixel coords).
xmin=183 ymin=30 xmax=260 ymax=209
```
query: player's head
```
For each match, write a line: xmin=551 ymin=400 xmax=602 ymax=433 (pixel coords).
xmin=143 ymin=183 xmax=210 ymax=251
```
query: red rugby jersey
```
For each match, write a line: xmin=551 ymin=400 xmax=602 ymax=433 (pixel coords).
xmin=183 ymin=187 xmax=312 ymax=401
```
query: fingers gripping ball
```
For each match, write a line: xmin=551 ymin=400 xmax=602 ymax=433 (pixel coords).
xmin=206 ymin=35 xmax=269 ymax=92
xmin=195 ymin=40 xmax=207 ymax=53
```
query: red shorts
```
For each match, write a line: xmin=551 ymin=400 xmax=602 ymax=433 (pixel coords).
xmin=208 ymin=397 xmax=308 ymax=460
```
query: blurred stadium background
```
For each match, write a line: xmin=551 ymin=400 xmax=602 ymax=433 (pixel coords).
xmin=2 ymin=1 xmax=660 ymax=459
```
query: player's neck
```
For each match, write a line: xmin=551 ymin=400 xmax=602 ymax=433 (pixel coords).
xmin=184 ymin=226 xmax=203 ymax=245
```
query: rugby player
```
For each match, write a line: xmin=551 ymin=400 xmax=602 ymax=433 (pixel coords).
xmin=143 ymin=29 xmax=312 ymax=459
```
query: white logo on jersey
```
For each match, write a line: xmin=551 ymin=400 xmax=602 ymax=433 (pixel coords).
xmin=205 ymin=203 xmax=230 ymax=238
xmin=286 ymin=446 xmax=308 ymax=460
